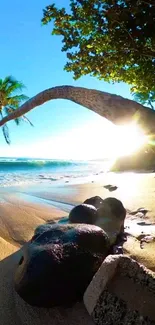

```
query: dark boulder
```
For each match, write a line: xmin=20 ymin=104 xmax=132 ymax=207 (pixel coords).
xmin=98 ymin=197 xmax=126 ymax=223
xmin=84 ymin=196 xmax=104 ymax=209
xmin=96 ymin=197 xmax=126 ymax=244
xmin=69 ymin=204 xmax=97 ymax=224
xmin=14 ymin=223 xmax=110 ymax=308
xmin=68 ymin=198 xmax=126 ymax=245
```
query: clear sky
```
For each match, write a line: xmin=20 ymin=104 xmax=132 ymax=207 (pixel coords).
xmin=0 ymin=0 xmax=135 ymax=160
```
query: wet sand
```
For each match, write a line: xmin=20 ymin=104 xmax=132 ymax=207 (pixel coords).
xmin=1 ymin=172 xmax=155 ymax=324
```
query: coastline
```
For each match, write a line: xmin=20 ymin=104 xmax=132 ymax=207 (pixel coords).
xmin=1 ymin=171 xmax=155 ymax=247
xmin=1 ymin=172 xmax=155 ymax=324
xmin=17 ymin=171 xmax=155 ymax=213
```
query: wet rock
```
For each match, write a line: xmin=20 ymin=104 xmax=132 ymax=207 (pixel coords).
xmin=14 ymin=223 xmax=110 ymax=308
xmin=104 ymin=184 xmax=118 ymax=192
xmin=139 ymin=235 xmax=154 ymax=249
xmin=137 ymin=208 xmax=148 ymax=215
xmin=69 ymin=204 xmax=97 ymax=224
xmin=104 ymin=184 xmax=112 ymax=189
xmin=112 ymin=245 xmax=124 ymax=255
xmin=130 ymin=207 xmax=149 ymax=216
xmin=96 ymin=197 xmax=126 ymax=244
xmin=69 ymin=198 xmax=126 ymax=245
xmin=83 ymin=196 xmax=104 ymax=209
xmin=108 ymin=185 xmax=118 ymax=192
xmin=97 ymin=197 xmax=126 ymax=226
xmin=58 ymin=216 xmax=69 ymax=224
xmin=34 ymin=223 xmax=53 ymax=236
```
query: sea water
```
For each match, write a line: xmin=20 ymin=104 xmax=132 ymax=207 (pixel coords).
xmin=0 ymin=157 xmax=112 ymax=187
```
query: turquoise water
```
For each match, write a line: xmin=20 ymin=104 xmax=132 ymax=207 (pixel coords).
xmin=0 ymin=157 xmax=110 ymax=187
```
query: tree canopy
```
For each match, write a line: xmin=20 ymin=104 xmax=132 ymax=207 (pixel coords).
xmin=42 ymin=0 xmax=155 ymax=99
xmin=0 ymin=76 xmax=33 ymax=144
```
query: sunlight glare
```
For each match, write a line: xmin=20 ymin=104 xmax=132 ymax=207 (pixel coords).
xmin=109 ymin=123 xmax=148 ymax=158
xmin=0 ymin=117 xmax=148 ymax=160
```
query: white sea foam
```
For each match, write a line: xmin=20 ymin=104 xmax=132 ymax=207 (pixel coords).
xmin=0 ymin=158 xmax=110 ymax=187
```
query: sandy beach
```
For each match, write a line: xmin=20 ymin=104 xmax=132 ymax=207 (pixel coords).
xmin=1 ymin=171 xmax=155 ymax=324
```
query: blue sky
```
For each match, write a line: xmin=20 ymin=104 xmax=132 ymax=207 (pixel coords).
xmin=0 ymin=0 xmax=134 ymax=159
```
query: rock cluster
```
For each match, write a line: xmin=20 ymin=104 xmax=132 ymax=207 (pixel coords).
xmin=14 ymin=195 xmax=126 ymax=308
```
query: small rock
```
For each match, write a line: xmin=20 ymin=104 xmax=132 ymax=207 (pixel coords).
xmin=130 ymin=207 xmax=149 ymax=216
xmin=137 ymin=221 xmax=152 ymax=226
xmin=112 ymin=245 xmax=123 ymax=255
xmin=104 ymin=184 xmax=118 ymax=192
xmin=83 ymin=196 xmax=104 ymax=209
xmin=103 ymin=184 xmax=112 ymax=189
xmin=96 ymin=197 xmax=126 ymax=244
xmin=137 ymin=234 xmax=153 ymax=242
xmin=143 ymin=235 xmax=154 ymax=243
xmin=69 ymin=204 xmax=98 ymax=224
xmin=14 ymin=223 xmax=110 ymax=308
xmin=137 ymin=208 xmax=149 ymax=215
xmin=109 ymin=186 xmax=118 ymax=192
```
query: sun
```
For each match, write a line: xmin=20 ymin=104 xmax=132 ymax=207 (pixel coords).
xmin=107 ymin=122 xmax=148 ymax=159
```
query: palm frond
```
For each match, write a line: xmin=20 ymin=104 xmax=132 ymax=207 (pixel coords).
xmin=22 ymin=115 xmax=34 ymax=126
xmin=0 ymin=76 xmax=26 ymax=96
xmin=14 ymin=117 xmax=21 ymax=126
xmin=2 ymin=124 xmax=10 ymax=144
xmin=0 ymin=111 xmax=10 ymax=144
xmin=0 ymin=76 xmax=30 ymax=144
xmin=0 ymin=75 xmax=28 ymax=111
xmin=6 ymin=81 xmax=26 ymax=96
xmin=7 ymin=94 xmax=29 ymax=107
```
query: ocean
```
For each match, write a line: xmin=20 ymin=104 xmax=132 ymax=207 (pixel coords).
xmin=0 ymin=157 xmax=112 ymax=187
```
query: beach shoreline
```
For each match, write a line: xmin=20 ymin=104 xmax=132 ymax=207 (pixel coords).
xmin=1 ymin=172 xmax=155 ymax=324
xmin=1 ymin=171 xmax=155 ymax=244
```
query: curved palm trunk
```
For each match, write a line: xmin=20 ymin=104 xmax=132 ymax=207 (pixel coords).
xmin=0 ymin=85 xmax=155 ymax=134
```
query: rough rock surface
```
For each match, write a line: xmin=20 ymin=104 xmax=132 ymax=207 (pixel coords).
xmin=96 ymin=197 xmax=126 ymax=244
xmin=84 ymin=254 xmax=155 ymax=325
xmin=69 ymin=204 xmax=97 ymax=224
xmin=83 ymin=196 xmax=104 ymax=209
xmin=14 ymin=223 xmax=110 ymax=308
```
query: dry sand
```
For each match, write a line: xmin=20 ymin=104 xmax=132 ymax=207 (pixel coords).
xmin=1 ymin=172 xmax=155 ymax=324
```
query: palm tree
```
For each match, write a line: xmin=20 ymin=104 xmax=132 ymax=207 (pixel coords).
xmin=0 ymin=85 xmax=155 ymax=135
xmin=0 ymin=76 xmax=33 ymax=144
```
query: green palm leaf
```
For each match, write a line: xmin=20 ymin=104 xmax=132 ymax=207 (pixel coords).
xmin=22 ymin=115 xmax=34 ymax=127
xmin=0 ymin=75 xmax=32 ymax=144
xmin=0 ymin=111 xmax=10 ymax=144
xmin=7 ymin=95 xmax=29 ymax=107
xmin=1 ymin=76 xmax=25 ymax=95
xmin=2 ymin=124 xmax=10 ymax=144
